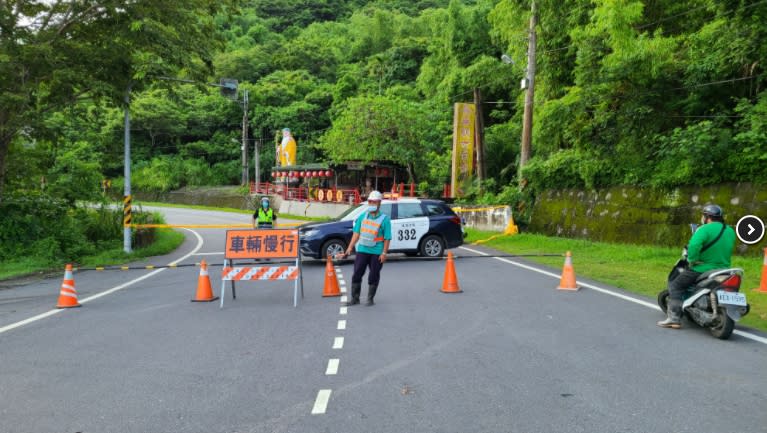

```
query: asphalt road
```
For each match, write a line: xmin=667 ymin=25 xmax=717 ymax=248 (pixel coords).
xmin=1 ymin=207 xmax=766 ymax=433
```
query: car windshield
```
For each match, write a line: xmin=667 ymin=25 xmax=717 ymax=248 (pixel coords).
xmin=337 ymin=204 xmax=366 ymax=221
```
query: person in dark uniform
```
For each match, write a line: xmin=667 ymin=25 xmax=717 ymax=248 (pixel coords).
xmin=253 ymin=196 xmax=277 ymax=228
xmin=339 ymin=190 xmax=391 ymax=306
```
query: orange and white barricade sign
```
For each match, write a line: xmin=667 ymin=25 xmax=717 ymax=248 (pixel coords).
xmin=220 ymin=229 xmax=304 ymax=307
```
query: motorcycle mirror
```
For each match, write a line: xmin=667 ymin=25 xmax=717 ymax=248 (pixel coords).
xmin=689 ymin=223 xmax=699 ymax=233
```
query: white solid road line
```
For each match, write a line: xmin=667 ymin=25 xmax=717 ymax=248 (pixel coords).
xmin=0 ymin=229 xmax=204 ymax=336
xmin=459 ymin=246 xmax=767 ymax=346
xmin=311 ymin=389 xmax=332 ymax=414
xmin=193 ymin=252 xmax=224 ymax=256
xmin=326 ymin=359 xmax=340 ymax=375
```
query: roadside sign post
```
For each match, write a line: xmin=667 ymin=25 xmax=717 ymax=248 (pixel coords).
xmin=220 ymin=229 xmax=304 ymax=308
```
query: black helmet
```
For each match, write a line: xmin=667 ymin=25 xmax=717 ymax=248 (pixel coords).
xmin=702 ymin=204 xmax=723 ymax=218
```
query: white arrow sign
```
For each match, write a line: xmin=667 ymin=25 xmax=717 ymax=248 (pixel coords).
xmin=748 ymin=224 xmax=755 ymax=236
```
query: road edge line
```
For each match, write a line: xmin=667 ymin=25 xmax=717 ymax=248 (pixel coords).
xmin=0 ymin=229 xmax=204 ymax=335
xmin=459 ymin=246 xmax=767 ymax=346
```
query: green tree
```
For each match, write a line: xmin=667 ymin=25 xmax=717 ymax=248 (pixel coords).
xmin=317 ymin=95 xmax=447 ymax=183
xmin=0 ymin=0 xmax=238 ymax=201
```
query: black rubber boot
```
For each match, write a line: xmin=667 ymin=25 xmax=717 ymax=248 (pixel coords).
xmin=344 ymin=282 xmax=361 ymax=306
xmin=657 ymin=298 xmax=682 ymax=329
xmin=365 ymin=285 xmax=378 ymax=306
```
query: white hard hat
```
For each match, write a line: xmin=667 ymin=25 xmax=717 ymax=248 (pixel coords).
xmin=368 ymin=190 xmax=383 ymax=201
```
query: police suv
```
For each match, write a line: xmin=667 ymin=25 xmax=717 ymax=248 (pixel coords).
xmin=298 ymin=198 xmax=465 ymax=259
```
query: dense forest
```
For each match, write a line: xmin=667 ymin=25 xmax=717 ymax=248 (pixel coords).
xmin=1 ymin=0 xmax=766 ymax=263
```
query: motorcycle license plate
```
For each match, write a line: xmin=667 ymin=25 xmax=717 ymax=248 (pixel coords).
xmin=717 ymin=291 xmax=747 ymax=307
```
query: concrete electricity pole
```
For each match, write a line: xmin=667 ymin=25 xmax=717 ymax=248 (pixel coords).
xmin=254 ymin=139 xmax=260 ymax=192
xmin=241 ymin=90 xmax=249 ymax=186
xmin=473 ymin=87 xmax=486 ymax=182
xmin=123 ymin=84 xmax=132 ymax=253
xmin=519 ymin=0 xmax=537 ymax=174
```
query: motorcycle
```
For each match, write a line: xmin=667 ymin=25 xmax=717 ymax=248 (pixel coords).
xmin=657 ymin=224 xmax=750 ymax=340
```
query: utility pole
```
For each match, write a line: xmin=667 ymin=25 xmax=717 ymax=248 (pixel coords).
xmin=519 ymin=0 xmax=537 ymax=174
xmin=473 ymin=87 xmax=486 ymax=182
xmin=241 ymin=90 xmax=249 ymax=186
xmin=254 ymin=139 xmax=260 ymax=192
xmin=123 ymin=84 xmax=132 ymax=253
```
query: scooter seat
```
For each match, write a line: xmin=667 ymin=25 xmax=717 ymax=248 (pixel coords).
xmin=695 ymin=268 xmax=739 ymax=282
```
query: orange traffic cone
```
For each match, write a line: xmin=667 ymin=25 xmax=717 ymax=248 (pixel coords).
xmin=557 ymin=251 xmax=579 ymax=291
xmin=56 ymin=264 xmax=81 ymax=308
xmin=322 ymin=255 xmax=341 ymax=297
xmin=191 ymin=260 xmax=219 ymax=302
xmin=756 ymin=248 xmax=767 ymax=293
xmin=440 ymin=252 xmax=462 ymax=293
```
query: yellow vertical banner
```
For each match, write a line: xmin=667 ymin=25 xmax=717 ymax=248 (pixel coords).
xmin=451 ymin=103 xmax=476 ymax=198
xmin=279 ymin=128 xmax=297 ymax=167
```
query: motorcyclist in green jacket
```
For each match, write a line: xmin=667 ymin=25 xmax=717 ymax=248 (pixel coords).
xmin=658 ymin=204 xmax=736 ymax=329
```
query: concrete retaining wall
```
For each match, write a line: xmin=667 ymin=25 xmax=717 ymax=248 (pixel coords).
xmin=133 ymin=187 xmax=250 ymax=210
xmin=452 ymin=205 xmax=513 ymax=232
xmin=529 ymin=183 xmax=767 ymax=253
xmin=278 ymin=199 xmax=351 ymax=219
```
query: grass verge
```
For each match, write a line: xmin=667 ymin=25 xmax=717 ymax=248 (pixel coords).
xmin=0 ymin=229 xmax=185 ymax=281
xmin=464 ymin=228 xmax=767 ymax=333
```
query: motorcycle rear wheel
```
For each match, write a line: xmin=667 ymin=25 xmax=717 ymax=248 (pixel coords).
xmin=709 ymin=308 xmax=734 ymax=340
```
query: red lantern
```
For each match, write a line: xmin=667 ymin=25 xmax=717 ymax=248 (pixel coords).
xmin=290 ymin=171 xmax=297 ymax=178
xmin=326 ymin=170 xmax=333 ymax=177
xmin=311 ymin=171 xmax=317 ymax=177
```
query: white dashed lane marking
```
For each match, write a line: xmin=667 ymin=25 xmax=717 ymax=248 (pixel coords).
xmin=311 ymin=390 xmax=332 ymax=414
xmin=326 ymin=359 xmax=339 ymax=375
xmin=333 ymin=336 xmax=344 ymax=349
xmin=313 ymin=262 xmax=349 ymax=415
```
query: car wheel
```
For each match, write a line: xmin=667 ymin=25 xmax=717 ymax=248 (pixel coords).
xmin=322 ymin=239 xmax=346 ymax=259
xmin=419 ymin=235 xmax=445 ymax=258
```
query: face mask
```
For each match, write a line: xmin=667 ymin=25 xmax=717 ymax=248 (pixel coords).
xmin=368 ymin=205 xmax=378 ymax=213
xmin=262 ymin=202 xmax=269 ymax=209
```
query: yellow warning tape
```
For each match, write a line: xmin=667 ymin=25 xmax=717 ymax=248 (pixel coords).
xmin=472 ymin=233 xmax=509 ymax=245
xmin=126 ymin=223 xmax=303 ymax=229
